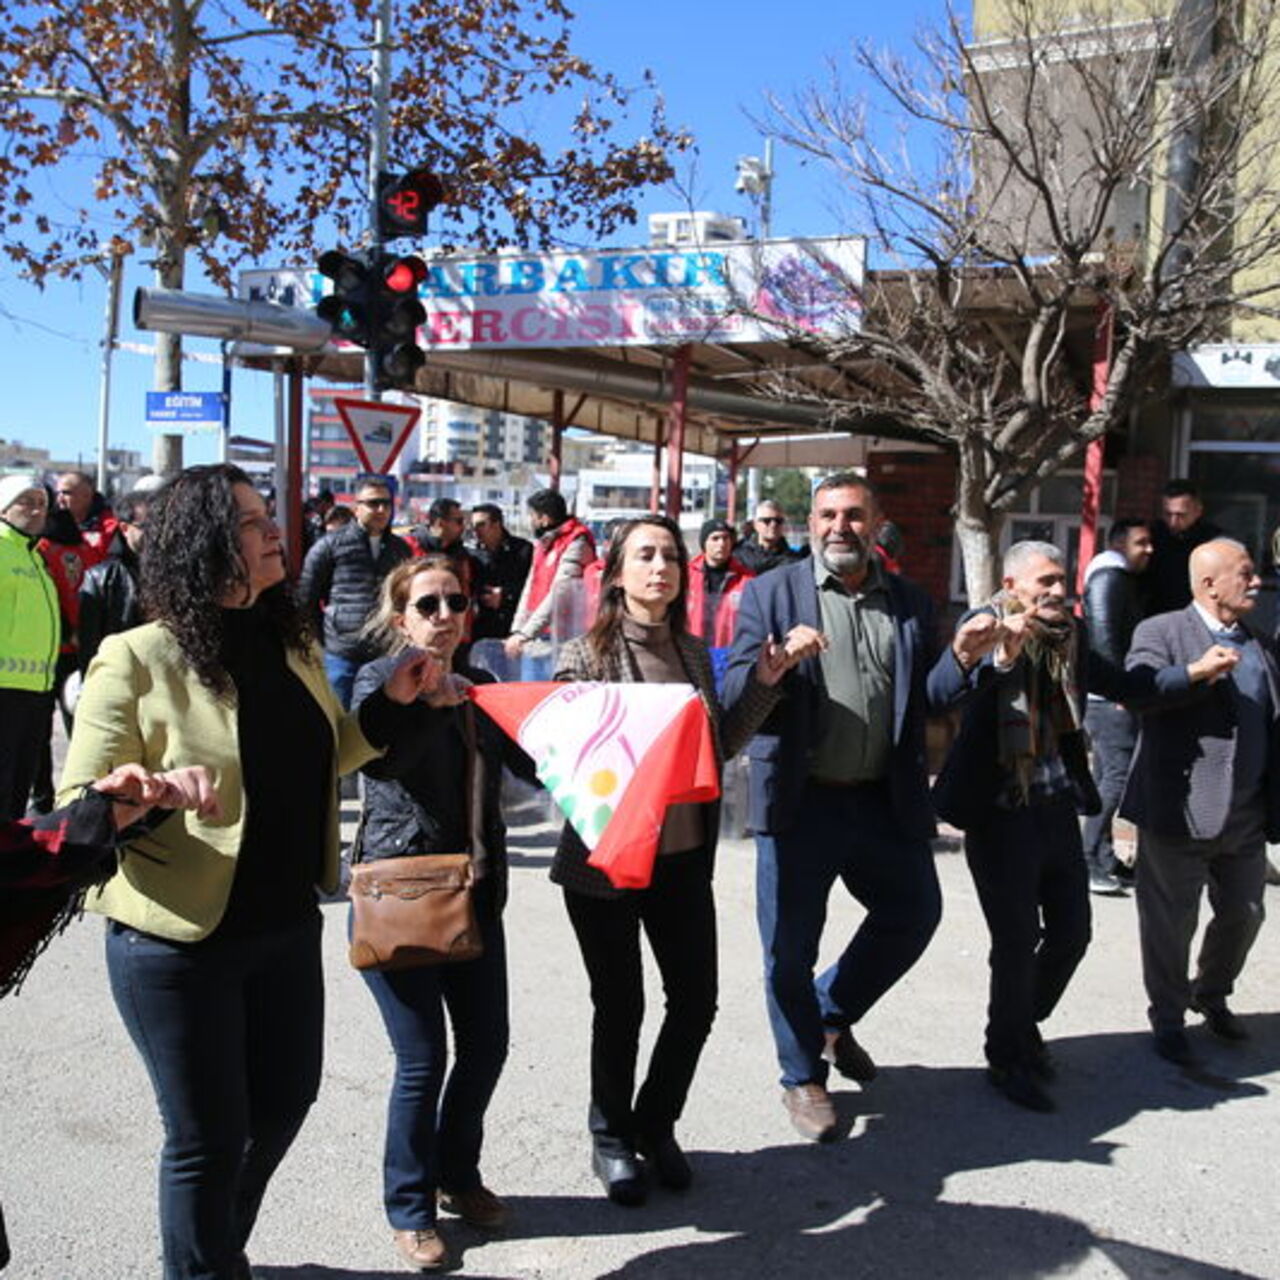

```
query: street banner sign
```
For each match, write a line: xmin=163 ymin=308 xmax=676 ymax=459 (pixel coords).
xmin=334 ymin=397 xmax=420 ymax=474
xmin=145 ymin=390 xmax=224 ymax=434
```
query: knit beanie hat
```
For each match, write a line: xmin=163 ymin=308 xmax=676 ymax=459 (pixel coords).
xmin=699 ymin=517 xmax=734 ymax=549
xmin=0 ymin=472 xmax=45 ymax=515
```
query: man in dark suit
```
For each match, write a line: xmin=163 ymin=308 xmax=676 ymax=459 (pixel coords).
xmin=722 ymin=472 xmax=992 ymax=1142
xmin=1122 ymin=538 xmax=1274 ymax=1065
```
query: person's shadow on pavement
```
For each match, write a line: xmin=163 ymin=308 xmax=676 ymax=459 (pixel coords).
xmin=252 ymin=1017 xmax=1277 ymax=1278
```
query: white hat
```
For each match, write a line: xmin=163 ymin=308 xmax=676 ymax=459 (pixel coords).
xmin=130 ymin=473 xmax=166 ymax=495
xmin=0 ymin=472 xmax=45 ymax=515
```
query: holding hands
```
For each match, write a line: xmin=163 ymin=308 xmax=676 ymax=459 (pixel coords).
xmin=93 ymin=763 xmax=221 ymax=830
xmin=384 ymin=647 xmax=473 ymax=708
xmin=1188 ymin=643 xmax=1241 ymax=684
xmin=756 ymin=624 xmax=828 ymax=687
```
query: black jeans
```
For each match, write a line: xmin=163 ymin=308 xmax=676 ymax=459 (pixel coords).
xmin=1082 ymin=699 xmax=1138 ymax=875
xmin=0 ymin=687 xmax=53 ymax=822
xmin=29 ymin=651 xmax=78 ymax=814
xmin=563 ymin=846 xmax=717 ymax=1157
xmin=964 ymin=795 xmax=1092 ymax=1069
xmin=105 ymin=913 xmax=324 ymax=1280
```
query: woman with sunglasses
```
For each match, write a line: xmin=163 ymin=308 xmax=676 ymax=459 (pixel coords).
xmin=552 ymin=514 xmax=800 ymax=1207
xmin=352 ymin=556 xmax=538 ymax=1273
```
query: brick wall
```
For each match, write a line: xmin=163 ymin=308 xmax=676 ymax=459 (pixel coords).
xmin=868 ymin=450 xmax=959 ymax=610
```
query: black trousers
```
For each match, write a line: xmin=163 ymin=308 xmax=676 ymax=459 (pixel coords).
xmin=563 ymin=846 xmax=717 ymax=1157
xmin=0 ymin=687 xmax=54 ymax=822
xmin=964 ymin=794 xmax=1092 ymax=1070
xmin=1081 ymin=699 xmax=1138 ymax=876
xmin=29 ymin=651 xmax=78 ymax=813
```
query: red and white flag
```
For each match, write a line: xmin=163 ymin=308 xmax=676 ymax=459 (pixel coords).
xmin=468 ymin=682 xmax=720 ymax=889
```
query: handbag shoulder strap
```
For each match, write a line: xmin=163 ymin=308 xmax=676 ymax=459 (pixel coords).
xmin=461 ymin=699 xmax=480 ymax=858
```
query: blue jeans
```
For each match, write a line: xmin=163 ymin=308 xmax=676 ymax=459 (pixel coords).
xmin=755 ymin=781 xmax=942 ymax=1088
xmin=323 ymin=651 xmax=361 ymax=711
xmin=1082 ymin=699 xmax=1138 ymax=875
xmin=358 ymin=887 xmax=508 ymax=1230
xmin=105 ymin=914 xmax=324 ymax=1280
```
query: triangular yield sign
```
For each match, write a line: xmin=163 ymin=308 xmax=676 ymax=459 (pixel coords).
xmin=333 ymin=397 xmax=421 ymax=474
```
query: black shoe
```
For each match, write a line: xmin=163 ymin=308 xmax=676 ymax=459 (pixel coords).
xmin=1026 ymin=1040 xmax=1057 ymax=1083
xmin=1089 ymin=870 xmax=1129 ymax=896
xmin=1191 ymin=1000 xmax=1248 ymax=1042
xmin=823 ymin=1027 xmax=878 ymax=1083
xmin=987 ymin=1064 xmax=1055 ymax=1112
xmin=1152 ymin=1027 xmax=1195 ymax=1065
xmin=637 ymin=1133 xmax=692 ymax=1191
xmin=592 ymin=1148 xmax=647 ymax=1206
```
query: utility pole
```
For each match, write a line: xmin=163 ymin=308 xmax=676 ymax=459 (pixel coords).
xmin=366 ymin=0 xmax=393 ymax=401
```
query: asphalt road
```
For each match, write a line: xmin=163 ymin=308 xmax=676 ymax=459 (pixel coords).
xmin=2 ymin=784 xmax=1278 ymax=1279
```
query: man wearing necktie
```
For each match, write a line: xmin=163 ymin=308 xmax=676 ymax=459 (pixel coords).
xmin=1121 ymin=539 xmax=1275 ymax=1066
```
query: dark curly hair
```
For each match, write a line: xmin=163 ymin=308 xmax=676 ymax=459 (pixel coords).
xmin=583 ymin=514 xmax=688 ymax=663
xmin=140 ymin=463 xmax=310 ymax=696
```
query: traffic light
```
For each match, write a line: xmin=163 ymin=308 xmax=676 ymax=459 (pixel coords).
xmin=376 ymin=167 xmax=445 ymax=240
xmin=316 ymin=250 xmax=372 ymax=346
xmin=368 ymin=252 xmax=427 ymax=388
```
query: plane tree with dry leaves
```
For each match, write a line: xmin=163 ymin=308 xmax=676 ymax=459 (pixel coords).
xmin=762 ymin=0 xmax=1280 ymax=601
xmin=0 ymin=0 xmax=685 ymax=403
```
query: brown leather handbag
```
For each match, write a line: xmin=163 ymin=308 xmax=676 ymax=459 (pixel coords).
xmin=347 ymin=704 xmax=484 ymax=972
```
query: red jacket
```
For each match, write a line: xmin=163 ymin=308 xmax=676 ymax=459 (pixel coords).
xmin=686 ymin=554 xmax=753 ymax=648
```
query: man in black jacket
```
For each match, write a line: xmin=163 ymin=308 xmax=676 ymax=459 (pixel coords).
xmin=299 ymin=478 xmax=412 ymax=708
xmin=77 ymin=486 xmax=156 ymax=674
xmin=735 ymin=499 xmax=807 ymax=575
xmin=1081 ymin=518 xmax=1154 ymax=894
xmin=469 ymin=503 xmax=532 ymax=641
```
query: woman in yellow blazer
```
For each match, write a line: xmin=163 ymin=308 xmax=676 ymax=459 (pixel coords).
xmin=61 ymin=464 xmax=439 ymax=1280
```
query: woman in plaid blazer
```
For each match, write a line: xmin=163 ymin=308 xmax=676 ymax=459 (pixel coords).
xmin=550 ymin=513 xmax=795 ymax=1207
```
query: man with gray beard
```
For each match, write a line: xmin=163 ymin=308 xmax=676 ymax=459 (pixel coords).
xmin=723 ymin=473 xmax=995 ymax=1142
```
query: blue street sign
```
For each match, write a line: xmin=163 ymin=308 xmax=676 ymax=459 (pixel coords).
xmin=145 ymin=391 xmax=225 ymax=434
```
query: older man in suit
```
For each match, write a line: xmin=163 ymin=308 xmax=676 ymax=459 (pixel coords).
xmin=723 ymin=472 xmax=994 ymax=1142
xmin=1122 ymin=538 xmax=1275 ymax=1065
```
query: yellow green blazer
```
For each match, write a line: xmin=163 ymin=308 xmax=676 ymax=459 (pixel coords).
xmin=59 ymin=621 xmax=378 ymax=942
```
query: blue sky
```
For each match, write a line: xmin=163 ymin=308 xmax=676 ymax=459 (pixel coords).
xmin=0 ymin=0 xmax=948 ymax=470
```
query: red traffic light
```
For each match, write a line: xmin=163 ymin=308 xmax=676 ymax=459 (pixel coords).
xmin=381 ymin=255 xmax=427 ymax=294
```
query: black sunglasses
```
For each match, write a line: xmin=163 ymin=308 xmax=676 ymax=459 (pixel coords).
xmin=359 ymin=497 xmax=392 ymax=509
xmin=411 ymin=592 xmax=470 ymax=618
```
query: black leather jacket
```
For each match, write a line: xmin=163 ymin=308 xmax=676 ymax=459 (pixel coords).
xmin=77 ymin=531 xmax=142 ymax=675
xmin=1083 ymin=559 xmax=1147 ymax=703
xmin=298 ymin=521 xmax=412 ymax=660
xmin=351 ymin=658 xmax=538 ymax=907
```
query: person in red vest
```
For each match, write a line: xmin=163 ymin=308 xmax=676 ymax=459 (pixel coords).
xmin=504 ymin=489 xmax=596 ymax=658
xmin=687 ymin=519 xmax=754 ymax=649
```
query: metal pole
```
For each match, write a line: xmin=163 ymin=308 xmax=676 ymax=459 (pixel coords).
xmin=664 ymin=346 xmax=691 ymax=520
xmin=286 ymin=364 xmax=305 ymax=577
xmin=218 ymin=341 xmax=232 ymax=464
xmin=727 ymin=440 xmax=740 ymax=526
xmin=365 ymin=0 xmax=393 ymax=400
xmin=96 ymin=251 xmax=124 ymax=494
xmin=549 ymin=390 xmax=564 ymax=491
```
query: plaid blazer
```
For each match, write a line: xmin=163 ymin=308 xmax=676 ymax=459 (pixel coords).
xmin=549 ymin=625 xmax=779 ymax=898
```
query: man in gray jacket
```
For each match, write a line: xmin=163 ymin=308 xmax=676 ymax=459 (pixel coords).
xmin=299 ymin=477 xmax=412 ymax=707
xmin=1122 ymin=539 xmax=1274 ymax=1065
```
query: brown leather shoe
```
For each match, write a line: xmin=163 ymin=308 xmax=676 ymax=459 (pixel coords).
xmin=438 ymin=1184 xmax=509 ymax=1229
xmin=393 ymin=1228 xmax=449 ymax=1271
xmin=783 ymin=1082 xmax=838 ymax=1142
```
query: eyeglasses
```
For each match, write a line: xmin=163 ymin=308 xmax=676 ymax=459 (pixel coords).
xmin=411 ymin=592 xmax=470 ymax=618
xmin=757 ymin=516 xmax=784 ymax=525
xmin=359 ymin=498 xmax=392 ymax=509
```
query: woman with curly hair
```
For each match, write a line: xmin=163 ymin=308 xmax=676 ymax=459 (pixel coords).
xmin=551 ymin=514 xmax=794 ymax=1207
xmin=60 ymin=464 xmax=443 ymax=1280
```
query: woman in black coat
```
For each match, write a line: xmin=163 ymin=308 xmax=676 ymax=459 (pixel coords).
xmin=352 ymin=555 xmax=536 ymax=1274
